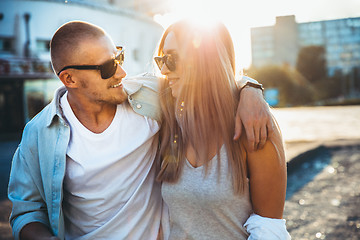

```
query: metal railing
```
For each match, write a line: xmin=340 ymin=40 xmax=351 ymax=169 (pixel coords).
xmin=0 ymin=57 xmax=55 ymax=79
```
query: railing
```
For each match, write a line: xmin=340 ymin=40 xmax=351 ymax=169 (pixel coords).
xmin=0 ymin=57 xmax=55 ymax=79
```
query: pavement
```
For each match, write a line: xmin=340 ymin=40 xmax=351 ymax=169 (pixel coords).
xmin=0 ymin=139 xmax=360 ymax=239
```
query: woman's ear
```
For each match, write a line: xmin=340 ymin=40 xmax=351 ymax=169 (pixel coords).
xmin=59 ymin=71 xmax=76 ymax=88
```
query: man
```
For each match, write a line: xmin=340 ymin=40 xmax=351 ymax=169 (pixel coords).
xmin=8 ymin=21 xmax=271 ymax=239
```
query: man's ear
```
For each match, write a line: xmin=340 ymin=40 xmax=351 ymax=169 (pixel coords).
xmin=59 ymin=71 xmax=77 ymax=88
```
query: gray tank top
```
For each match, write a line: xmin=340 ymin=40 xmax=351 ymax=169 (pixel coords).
xmin=162 ymin=145 xmax=253 ymax=240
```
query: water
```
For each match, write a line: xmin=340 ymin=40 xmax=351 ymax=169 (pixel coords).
xmin=272 ymin=105 xmax=360 ymax=143
xmin=286 ymin=149 xmax=331 ymax=200
xmin=271 ymin=106 xmax=360 ymax=199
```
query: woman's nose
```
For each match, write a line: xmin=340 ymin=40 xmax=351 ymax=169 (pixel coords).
xmin=160 ymin=63 xmax=170 ymax=75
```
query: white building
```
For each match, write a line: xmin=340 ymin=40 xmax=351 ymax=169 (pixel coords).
xmin=0 ymin=0 xmax=164 ymax=137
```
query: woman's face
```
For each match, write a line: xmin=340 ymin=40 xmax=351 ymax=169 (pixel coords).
xmin=161 ymin=32 xmax=183 ymax=99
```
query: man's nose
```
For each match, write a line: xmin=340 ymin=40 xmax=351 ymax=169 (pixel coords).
xmin=115 ymin=64 xmax=126 ymax=79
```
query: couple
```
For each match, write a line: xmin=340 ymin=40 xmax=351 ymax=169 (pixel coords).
xmin=8 ymin=20 xmax=290 ymax=239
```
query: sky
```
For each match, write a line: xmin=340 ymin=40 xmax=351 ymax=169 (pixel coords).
xmin=153 ymin=0 xmax=360 ymax=69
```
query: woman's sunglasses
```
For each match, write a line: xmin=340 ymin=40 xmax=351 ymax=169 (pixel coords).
xmin=154 ymin=54 xmax=177 ymax=72
xmin=57 ymin=46 xmax=124 ymax=79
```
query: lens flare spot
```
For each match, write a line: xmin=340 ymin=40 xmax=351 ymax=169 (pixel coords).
xmin=192 ymin=35 xmax=202 ymax=49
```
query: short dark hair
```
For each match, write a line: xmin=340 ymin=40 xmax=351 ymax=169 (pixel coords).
xmin=50 ymin=21 xmax=106 ymax=74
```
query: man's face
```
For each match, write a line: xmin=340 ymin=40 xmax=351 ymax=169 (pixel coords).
xmin=71 ymin=35 xmax=128 ymax=105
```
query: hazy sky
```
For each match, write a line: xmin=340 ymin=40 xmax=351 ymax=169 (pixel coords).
xmin=154 ymin=0 xmax=360 ymax=68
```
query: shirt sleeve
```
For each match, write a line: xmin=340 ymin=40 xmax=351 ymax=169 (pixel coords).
xmin=244 ymin=213 xmax=291 ymax=240
xmin=123 ymin=72 xmax=162 ymax=123
xmin=8 ymin=146 xmax=50 ymax=240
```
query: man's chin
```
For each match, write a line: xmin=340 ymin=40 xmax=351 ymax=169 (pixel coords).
xmin=115 ymin=96 xmax=128 ymax=105
xmin=117 ymin=92 xmax=129 ymax=104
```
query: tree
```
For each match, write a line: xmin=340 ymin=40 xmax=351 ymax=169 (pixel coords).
xmin=246 ymin=65 xmax=314 ymax=107
xmin=312 ymin=72 xmax=343 ymax=101
xmin=296 ymin=46 xmax=327 ymax=83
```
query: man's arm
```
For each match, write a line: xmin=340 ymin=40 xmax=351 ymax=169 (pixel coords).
xmin=234 ymin=76 xmax=273 ymax=151
xmin=8 ymin=146 xmax=54 ymax=240
xmin=20 ymin=223 xmax=59 ymax=240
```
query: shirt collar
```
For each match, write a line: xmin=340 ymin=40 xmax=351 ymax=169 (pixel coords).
xmin=122 ymin=78 xmax=143 ymax=96
xmin=45 ymin=86 xmax=67 ymax=127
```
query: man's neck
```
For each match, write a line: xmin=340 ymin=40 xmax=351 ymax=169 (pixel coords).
xmin=67 ymin=93 xmax=117 ymax=134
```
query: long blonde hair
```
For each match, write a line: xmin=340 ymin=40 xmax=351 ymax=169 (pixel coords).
xmin=157 ymin=20 xmax=247 ymax=194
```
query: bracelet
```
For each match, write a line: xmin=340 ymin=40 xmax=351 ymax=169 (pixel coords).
xmin=241 ymin=82 xmax=264 ymax=92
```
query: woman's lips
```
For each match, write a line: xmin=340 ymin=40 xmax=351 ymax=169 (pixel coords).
xmin=168 ymin=78 xmax=179 ymax=86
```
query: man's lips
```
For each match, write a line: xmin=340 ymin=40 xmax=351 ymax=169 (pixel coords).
xmin=110 ymin=82 xmax=123 ymax=88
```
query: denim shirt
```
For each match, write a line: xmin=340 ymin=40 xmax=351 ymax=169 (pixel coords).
xmin=8 ymin=73 xmax=161 ymax=240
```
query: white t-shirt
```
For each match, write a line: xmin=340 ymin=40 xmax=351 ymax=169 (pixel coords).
xmin=60 ymin=92 xmax=161 ymax=239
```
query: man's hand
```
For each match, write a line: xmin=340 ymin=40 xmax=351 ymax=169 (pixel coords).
xmin=234 ymin=87 xmax=273 ymax=151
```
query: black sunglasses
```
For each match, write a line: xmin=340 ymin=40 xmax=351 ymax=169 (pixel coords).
xmin=57 ymin=46 xmax=124 ymax=79
xmin=154 ymin=54 xmax=177 ymax=72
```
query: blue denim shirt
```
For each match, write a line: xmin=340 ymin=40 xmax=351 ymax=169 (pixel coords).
xmin=8 ymin=73 xmax=161 ymax=240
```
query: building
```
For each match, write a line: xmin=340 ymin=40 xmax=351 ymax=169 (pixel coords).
xmin=0 ymin=0 xmax=164 ymax=138
xmin=251 ymin=15 xmax=360 ymax=78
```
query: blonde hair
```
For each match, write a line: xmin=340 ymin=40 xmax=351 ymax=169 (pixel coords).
xmin=156 ymin=20 xmax=250 ymax=194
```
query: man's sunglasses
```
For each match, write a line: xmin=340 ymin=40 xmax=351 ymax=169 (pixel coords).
xmin=57 ymin=46 xmax=124 ymax=79
xmin=154 ymin=54 xmax=177 ymax=72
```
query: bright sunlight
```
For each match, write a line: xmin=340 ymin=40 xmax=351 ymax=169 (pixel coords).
xmin=154 ymin=0 xmax=360 ymax=70
xmin=153 ymin=0 xmax=256 ymax=71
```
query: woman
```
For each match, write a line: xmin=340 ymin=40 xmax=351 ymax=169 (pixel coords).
xmin=155 ymin=20 xmax=291 ymax=239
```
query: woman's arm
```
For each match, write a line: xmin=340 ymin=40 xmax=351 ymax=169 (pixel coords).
xmin=246 ymin=124 xmax=287 ymax=219
xmin=243 ymin=123 xmax=291 ymax=239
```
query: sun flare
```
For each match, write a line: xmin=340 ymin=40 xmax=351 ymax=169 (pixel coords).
xmin=153 ymin=0 xmax=264 ymax=70
xmin=154 ymin=0 xmax=360 ymax=69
